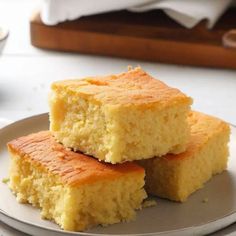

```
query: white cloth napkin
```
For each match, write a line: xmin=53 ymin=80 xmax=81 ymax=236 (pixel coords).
xmin=41 ymin=0 xmax=233 ymax=28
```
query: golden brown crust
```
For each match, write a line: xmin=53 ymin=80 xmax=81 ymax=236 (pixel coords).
xmin=7 ymin=131 xmax=144 ymax=186
xmin=51 ymin=67 xmax=192 ymax=107
xmin=163 ymin=111 xmax=230 ymax=161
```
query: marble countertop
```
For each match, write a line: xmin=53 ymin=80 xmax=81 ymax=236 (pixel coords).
xmin=0 ymin=0 xmax=236 ymax=235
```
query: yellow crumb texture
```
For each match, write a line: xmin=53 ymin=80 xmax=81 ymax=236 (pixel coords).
xmin=7 ymin=131 xmax=146 ymax=231
xmin=49 ymin=67 xmax=192 ymax=163
xmin=139 ymin=111 xmax=230 ymax=202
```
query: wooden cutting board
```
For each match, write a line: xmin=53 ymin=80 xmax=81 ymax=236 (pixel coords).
xmin=30 ymin=9 xmax=236 ymax=69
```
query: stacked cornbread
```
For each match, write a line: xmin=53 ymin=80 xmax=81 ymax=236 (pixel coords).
xmin=7 ymin=67 xmax=230 ymax=232
xmin=49 ymin=67 xmax=192 ymax=163
xmin=8 ymin=131 xmax=146 ymax=231
xmin=138 ymin=111 xmax=230 ymax=202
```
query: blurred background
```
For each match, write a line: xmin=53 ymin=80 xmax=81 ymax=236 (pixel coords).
xmin=1 ymin=0 xmax=236 ymax=125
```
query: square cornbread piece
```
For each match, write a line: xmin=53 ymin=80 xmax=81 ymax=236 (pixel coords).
xmin=138 ymin=111 xmax=230 ymax=202
xmin=7 ymin=131 xmax=146 ymax=231
xmin=49 ymin=67 xmax=192 ymax=163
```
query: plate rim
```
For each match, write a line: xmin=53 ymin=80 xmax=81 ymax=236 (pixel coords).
xmin=1 ymin=206 xmax=236 ymax=236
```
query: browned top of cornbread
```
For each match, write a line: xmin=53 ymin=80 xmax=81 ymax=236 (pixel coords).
xmin=165 ymin=111 xmax=230 ymax=161
xmin=7 ymin=131 xmax=144 ymax=186
xmin=51 ymin=67 xmax=192 ymax=108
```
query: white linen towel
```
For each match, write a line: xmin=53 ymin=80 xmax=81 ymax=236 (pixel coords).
xmin=41 ymin=0 xmax=233 ymax=28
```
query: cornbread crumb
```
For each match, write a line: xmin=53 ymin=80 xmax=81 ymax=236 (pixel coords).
xmin=139 ymin=111 xmax=230 ymax=202
xmin=2 ymin=177 xmax=9 ymax=184
xmin=49 ymin=67 xmax=192 ymax=163
xmin=202 ymin=198 xmax=209 ymax=203
xmin=127 ymin=65 xmax=133 ymax=71
xmin=7 ymin=131 xmax=146 ymax=231
xmin=142 ymin=199 xmax=157 ymax=208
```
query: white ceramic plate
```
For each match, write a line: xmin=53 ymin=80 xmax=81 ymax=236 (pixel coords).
xmin=0 ymin=113 xmax=236 ymax=236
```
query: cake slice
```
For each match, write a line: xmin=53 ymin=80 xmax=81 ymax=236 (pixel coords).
xmin=138 ymin=111 xmax=230 ymax=202
xmin=49 ymin=67 xmax=192 ymax=164
xmin=7 ymin=131 xmax=147 ymax=231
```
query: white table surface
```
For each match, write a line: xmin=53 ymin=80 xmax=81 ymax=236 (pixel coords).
xmin=0 ymin=0 xmax=236 ymax=235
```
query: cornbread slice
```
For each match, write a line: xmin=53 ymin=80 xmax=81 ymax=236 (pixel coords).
xmin=49 ymin=67 xmax=192 ymax=163
xmin=7 ymin=131 xmax=146 ymax=231
xmin=139 ymin=111 xmax=230 ymax=202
